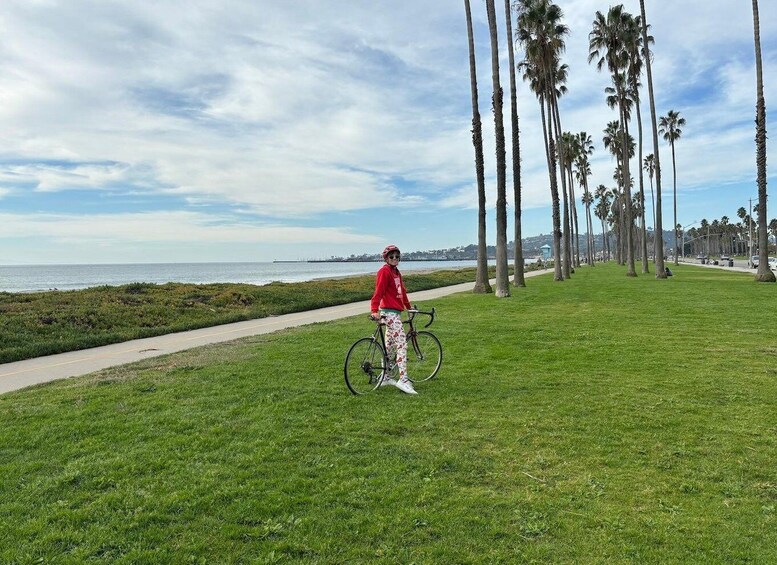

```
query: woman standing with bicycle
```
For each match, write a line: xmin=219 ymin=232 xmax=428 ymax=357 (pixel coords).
xmin=370 ymin=245 xmax=417 ymax=395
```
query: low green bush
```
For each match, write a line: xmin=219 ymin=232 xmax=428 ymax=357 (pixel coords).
xmin=0 ymin=266 xmax=522 ymax=363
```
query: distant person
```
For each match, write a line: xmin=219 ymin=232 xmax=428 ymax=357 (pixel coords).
xmin=370 ymin=245 xmax=417 ymax=395
xmin=665 ymin=267 xmax=673 ymax=276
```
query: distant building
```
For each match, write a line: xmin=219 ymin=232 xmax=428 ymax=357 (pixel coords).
xmin=540 ymin=244 xmax=552 ymax=261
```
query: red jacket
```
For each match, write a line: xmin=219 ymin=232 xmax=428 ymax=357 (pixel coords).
xmin=370 ymin=264 xmax=412 ymax=313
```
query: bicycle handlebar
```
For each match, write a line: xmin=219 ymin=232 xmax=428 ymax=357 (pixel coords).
xmin=407 ymin=307 xmax=436 ymax=328
xmin=369 ymin=307 xmax=436 ymax=328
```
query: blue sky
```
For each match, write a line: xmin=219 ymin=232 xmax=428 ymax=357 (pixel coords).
xmin=0 ymin=0 xmax=774 ymax=264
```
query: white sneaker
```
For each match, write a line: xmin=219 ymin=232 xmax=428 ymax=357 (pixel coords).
xmin=395 ymin=378 xmax=418 ymax=395
xmin=379 ymin=376 xmax=397 ymax=388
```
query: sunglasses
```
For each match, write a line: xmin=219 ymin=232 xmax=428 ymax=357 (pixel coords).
xmin=387 ymin=253 xmax=401 ymax=260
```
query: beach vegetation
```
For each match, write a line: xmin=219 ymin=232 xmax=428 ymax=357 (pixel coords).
xmin=0 ymin=267 xmax=518 ymax=364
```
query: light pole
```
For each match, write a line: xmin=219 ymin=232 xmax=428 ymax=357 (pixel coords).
xmin=681 ymin=220 xmax=699 ymax=259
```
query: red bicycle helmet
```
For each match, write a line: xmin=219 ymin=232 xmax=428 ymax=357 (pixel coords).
xmin=382 ymin=244 xmax=400 ymax=260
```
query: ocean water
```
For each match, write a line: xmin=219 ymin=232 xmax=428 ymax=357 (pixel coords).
xmin=0 ymin=261 xmax=485 ymax=293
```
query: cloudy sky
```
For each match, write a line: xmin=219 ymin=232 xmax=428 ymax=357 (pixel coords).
xmin=0 ymin=1 xmax=774 ymax=264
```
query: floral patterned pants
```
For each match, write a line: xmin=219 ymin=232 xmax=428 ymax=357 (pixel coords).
xmin=383 ymin=312 xmax=407 ymax=381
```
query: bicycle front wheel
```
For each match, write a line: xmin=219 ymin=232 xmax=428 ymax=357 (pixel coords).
xmin=344 ymin=337 xmax=387 ymax=395
xmin=407 ymin=330 xmax=442 ymax=383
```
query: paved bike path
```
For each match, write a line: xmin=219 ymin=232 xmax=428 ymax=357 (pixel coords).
xmin=1 ymin=274 xmax=552 ymax=395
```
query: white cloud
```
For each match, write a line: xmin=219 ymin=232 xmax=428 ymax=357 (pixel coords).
xmin=0 ymin=210 xmax=379 ymax=245
xmin=0 ymin=0 xmax=774 ymax=263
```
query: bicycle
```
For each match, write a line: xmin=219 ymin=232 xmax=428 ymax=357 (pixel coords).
xmin=344 ymin=308 xmax=443 ymax=395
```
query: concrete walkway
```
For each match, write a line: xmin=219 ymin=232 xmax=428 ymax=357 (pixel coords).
xmin=1 ymin=273 xmax=550 ymax=395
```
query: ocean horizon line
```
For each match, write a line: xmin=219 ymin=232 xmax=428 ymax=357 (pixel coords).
xmin=0 ymin=259 xmax=490 ymax=294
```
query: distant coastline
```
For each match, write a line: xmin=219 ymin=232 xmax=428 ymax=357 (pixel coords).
xmin=283 ymin=258 xmax=482 ymax=264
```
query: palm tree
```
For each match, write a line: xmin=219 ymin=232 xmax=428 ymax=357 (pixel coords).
xmin=643 ymin=153 xmax=656 ymax=232
xmin=581 ymin=190 xmax=594 ymax=261
xmin=700 ymin=218 xmax=709 ymax=256
xmin=568 ymin=132 xmax=582 ymax=268
xmin=504 ymin=0 xmax=525 ymax=288
xmin=553 ymin=66 xmax=573 ymax=278
xmin=751 ymin=0 xmax=775 ymax=282
xmin=720 ymin=216 xmax=731 ymax=254
xmin=738 ymin=206 xmax=748 ymax=255
xmin=602 ymin=121 xmax=620 ymax=259
xmin=516 ymin=0 xmax=569 ymax=282
xmin=637 ymin=0 xmax=667 ymax=278
xmin=625 ymin=13 xmax=651 ymax=274
xmin=602 ymin=121 xmax=634 ymax=265
xmin=604 ymin=78 xmax=635 ymax=265
xmin=464 ymin=0 xmax=492 ymax=294
xmin=632 ymin=191 xmax=645 ymax=256
xmin=589 ymin=5 xmax=637 ymax=277
xmin=519 ymin=58 xmax=562 ymax=280
xmin=594 ymin=184 xmax=612 ymax=260
xmin=575 ymin=131 xmax=595 ymax=265
xmin=560 ymin=131 xmax=580 ymax=272
xmin=710 ymin=219 xmax=721 ymax=255
xmin=608 ymin=185 xmax=623 ymax=262
xmin=485 ymin=0 xmax=510 ymax=297
xmin=658 ymin=109 xmax=685 ymax=266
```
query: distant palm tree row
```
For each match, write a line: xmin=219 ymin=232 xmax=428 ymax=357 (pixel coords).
xmin=681 ymin=208 xmax=777 ymax=258
xmin=463 ymin=0 xmax=773 ymax=288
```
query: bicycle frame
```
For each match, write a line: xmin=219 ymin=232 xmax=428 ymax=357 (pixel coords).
xmin=369 ymin=308 xmax=436 ymax=375
xmin=344 ymin=307 xmax=440 ymax=394
xmin=404 ymin=308 xmax=436 ymax=358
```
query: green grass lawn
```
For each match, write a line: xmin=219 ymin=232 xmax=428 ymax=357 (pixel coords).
xmin=1 ymin=263 xmax=776 ymax=563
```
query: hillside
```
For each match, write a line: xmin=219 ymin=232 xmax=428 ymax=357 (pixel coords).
xmin=322 ymin=230 xmax=674 ymax=262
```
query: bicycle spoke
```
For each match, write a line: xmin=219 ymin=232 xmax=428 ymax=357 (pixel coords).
xmin=344 ymin=338 xmax=386 ymax=395
xmin=406 ymin=331 xmax=442 ymax=383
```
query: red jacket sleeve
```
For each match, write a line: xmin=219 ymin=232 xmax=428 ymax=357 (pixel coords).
xmin=370 ymin=266 xmax=389 ymax=313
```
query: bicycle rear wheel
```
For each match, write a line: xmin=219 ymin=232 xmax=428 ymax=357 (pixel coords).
xmin=407 ymin=330 xmax=442 ymax=383
xmin=344 ymin=337 xmax=387 ymax=395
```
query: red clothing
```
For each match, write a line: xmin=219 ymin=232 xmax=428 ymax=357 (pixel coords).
xmin=370 ymin=264 xmax=412 ymax=314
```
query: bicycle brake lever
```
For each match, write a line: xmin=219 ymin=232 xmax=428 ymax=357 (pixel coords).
xmin=424 ymin=307 xmax=436 ymax=328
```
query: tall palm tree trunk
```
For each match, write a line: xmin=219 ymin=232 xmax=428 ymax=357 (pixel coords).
xmin=587 ymin=185 xmax=596 ymax=263
xmin=542 ymin=97 xmax=563 ymax=281
xmin=485 ymin=0 xmax=510 ymax=297
xmin=504 ymin=0 xmax=525 ymax=287
xmin=636 ymin=102 xmax=649 ymax=273
xmin=615 ymin=161 xmax=624 ymax=265
xmin=638 ymin=0 xmax=666 ymax=278
xmin=648 ymin=172 xmax=655 ymax=252
xmin=464 ymin=0 xmax=492 ymax=293
xmin=671 ymin=140 xmax=678 ymax=265
xmin=616 ymin=191 xmax=624 ymax=264
xmin=536 ymin=90 xmax=563 ymax=280
xmin=620 ymin=110 xmax=637 ymax=276
xmin=552 ymin=102 xmax=572 ymax=278
xmin=567 ymin=163 xmax=581 ymax=267
xmin=752 ymin=0 xmax=775 ymax=282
